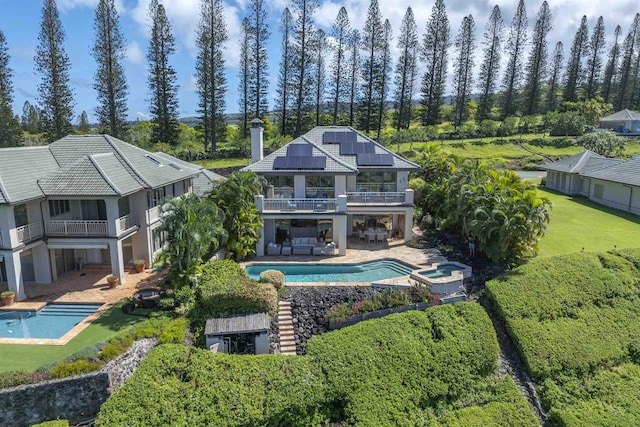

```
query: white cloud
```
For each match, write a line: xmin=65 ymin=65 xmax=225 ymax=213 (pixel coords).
xmin=57 ymin=0 xmax=124 ymax=12
xmin=125 ymin=41 xmax=144 ymax=64
xmin=136 ymin=111 xmax=151 ymax=120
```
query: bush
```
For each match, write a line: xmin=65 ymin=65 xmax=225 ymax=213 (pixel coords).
xmin=158 ymin=317 xmax=189 ymax=344
xmin=259 ymin=269 xmax=285 ymax=291
xmin=49 ymin=360 xmax=102 ymax=379
xmin=99 ymin=342 xmax=128 ymax=363
xmin=0 ymin=370 xmax=47 ymax=389
xmin=31 ymin=421 xmax=69 ymax=427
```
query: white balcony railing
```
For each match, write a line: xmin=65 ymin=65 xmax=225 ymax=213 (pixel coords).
xmin=118 ymin=213 xmax=138 ymax=233
xmin=305 ymin=187 xmax=335 ymax=198
xmin=354 ymin=183 xmax=397 ymax=193
xmin=147 ymin=206 xmax=161 ymax=224
xmin=346 ymin=192 xmax=408 ymax=205
xmin=16 ymin=222 xmax=44 ymax=243
xmin=263 ymin=198 xmax=337 ymax=212
xmin=45 ymin=220 xmax=108 ymax=236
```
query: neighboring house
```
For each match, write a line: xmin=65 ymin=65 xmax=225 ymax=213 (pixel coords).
xmin=242 ymin=121 xmax=419 ymax=256
xmin=0 ymin=134 xmax=222 ymax=301
xmin=599 ymin=109 xmax=640 ymax=134
xmin=541 ymin=150 xmax=640 ymax=215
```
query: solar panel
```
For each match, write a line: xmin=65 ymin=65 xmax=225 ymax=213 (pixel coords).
xmin=340 ymin=142 xmax=376 ymax=155
xmin=322 ymin=132 xmax=340 ymax=144
xmin=356 ymin=153 xmax=394 ymax=166
xmin=346 ymin=132 xmax=358 ymax=142
xmin=287 ymin=144 xmax=312 ymax=156
xmin=323 ymin=131 xmax=357 ymax=144
xmin=274 ymin=155 xmax=326 ymax=170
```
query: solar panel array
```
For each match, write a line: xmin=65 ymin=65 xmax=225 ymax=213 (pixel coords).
xmin=287 ymin=144 xmax=312 ymax=156
xmin=339 ymin=142 xmax=376 ymax=155
xmin=273 ymin=156 xmax=326 ymax=170
xmin=356 ymin=153 xmax=394 ymax=166
xmin=323 ymin=131 xmax=358 ymax=144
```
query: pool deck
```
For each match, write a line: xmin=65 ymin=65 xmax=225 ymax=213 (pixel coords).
xmin=0 ymin=265 xmax=165 ymax=345
xmin=241 ymin=236 xmax=448 ymax=287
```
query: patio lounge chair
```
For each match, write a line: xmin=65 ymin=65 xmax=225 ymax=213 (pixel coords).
xmin=321 ymin=242 xmax=336 ymax=255
xmin=358 ymin=230 xmax=366 ymax=240
xmin=376 ymin=232 xmax=387 ymax=243
xmin=286 ymin=200 xmax=297 ymax=211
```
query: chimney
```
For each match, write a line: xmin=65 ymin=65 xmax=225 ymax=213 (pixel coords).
xmin=250 ymin=118 xmax=264 ymax=164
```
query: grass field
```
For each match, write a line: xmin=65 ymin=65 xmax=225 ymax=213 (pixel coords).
xmin=0 ymin=301 xmax=148 ymax=373
xmin=537 ymin=188 xmax=640 ymax=257
xmin=192 ymin=157 xmax=251 ymax=169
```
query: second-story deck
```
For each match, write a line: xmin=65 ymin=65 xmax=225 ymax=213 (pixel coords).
xmin=44 ymin=213 xmax=138 ymax=238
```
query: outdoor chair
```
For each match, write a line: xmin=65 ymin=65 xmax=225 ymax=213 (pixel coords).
xmin=376 ymin=232 xmax=387 ymax=243
xmin=368 ymin=233 xmax=376 ymax=243
xmin=286 ymin=200 xmax=297 ymax=211
xmin=358 ymin=230 xmax=366 ymax=240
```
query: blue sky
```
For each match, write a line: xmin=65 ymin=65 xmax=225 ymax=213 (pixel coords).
xmin=0 ymin=0 xmax=638 ymax=123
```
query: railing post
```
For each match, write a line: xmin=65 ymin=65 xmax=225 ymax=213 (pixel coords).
xmin=405 ymin=189 xmax=414 ymax=205
xmin=337 ymin=195 xmax=347 ymax=213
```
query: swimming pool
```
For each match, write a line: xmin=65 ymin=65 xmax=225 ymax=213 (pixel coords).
xmin=0 ymin=303 xmax=102 ymax=339
xmin=418 ymin=263 xmax=466 ymax=279
xmin=245 ymin=259 xmax=415 ymax=283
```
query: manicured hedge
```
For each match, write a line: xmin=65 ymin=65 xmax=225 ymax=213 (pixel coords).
xmin=97 ymin=303 xmax=536 ymax=426
xmin=487 ymin=250 xmax=640 ymax=425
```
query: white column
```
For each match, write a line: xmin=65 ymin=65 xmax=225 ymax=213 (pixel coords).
xmin=336 ymin=216 xmax=347 ymax=256
xmin=403 ymin=211 xmax=413 ymax=243
xmin=105 ymin=198 xmax=120 ymax=237
xmin=337 ymin=195 xmax=347 ymax=213
xmin=32 ymin=243 xmax=52 ymax=284
xmin=335 ymin=175 xmax=346 ymax=196
xmin=49 ymin=249 xmax=59 ymax=281
xmin=405 ymin=189 xmax=414 ymax=205
xmin=0 ymin=205 xmax=17 ymax=248
xmin=256 ymin=224 xmax=265 ymax=256
xmin=294 ymin=175 xmax=306 ymax=198
xmin=5 ymin=251 xmax=25 ymax=301
xmin=109 ymin=240 xmax=126 ymax=284
xmin=254 ymin=195 xmax=264 ymax=212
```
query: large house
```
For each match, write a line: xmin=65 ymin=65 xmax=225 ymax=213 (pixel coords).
xmin=0 ymin=135 xmax=222 ymax=301
xmin=541 ymin=150 xmax=640 ymax=215
xmin=242 ymin=121 xmax=419 ymax=256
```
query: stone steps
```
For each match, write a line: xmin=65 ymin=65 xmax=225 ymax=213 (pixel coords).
xmin=277 ymin=300 xmax=297 ymax=355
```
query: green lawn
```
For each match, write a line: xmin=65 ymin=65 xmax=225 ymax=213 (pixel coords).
xmin=192 ymin=157 xmax=251 ymax=169
xmin=537 ymin=188 xmax=640 ymax=257
xmin=0 ymin=301 xmax=148 ymax=373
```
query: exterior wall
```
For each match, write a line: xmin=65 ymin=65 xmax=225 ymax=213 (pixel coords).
xmin=590 ymin=179 xmax=635 ymax=213
xmin=346 ymin=175 xmax=357 ymax=192
xmin=294 ymin=175 xmax=305 ymax=198
xmin=335 ymin=175 xmax=347 ymax=196
xmin=397 ymin=171 xmax=409 ymax=190
xmin=0 ymin=205 xmax=15 ymax=249
xmin=631 ymin=186 xmax=640 ymax=216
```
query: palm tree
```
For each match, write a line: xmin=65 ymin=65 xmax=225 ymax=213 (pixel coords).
xmin=159 ymin=193 xmax=227 ymax=285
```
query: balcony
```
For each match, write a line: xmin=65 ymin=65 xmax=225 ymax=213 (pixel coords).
xmin=16 ymin=222 xmax=44 ymax=244
xmin=45 ymin=220 xmax=108 ymax=237
xmin=262 ymin=198 xmax=338 ymax=213
xmin=147 ymin=206 xmax=161 ymax=224
xmin=118 ymin=213 xmax=138 ymax=234
xmin=346 ymin=192 xmax=409 ymax=206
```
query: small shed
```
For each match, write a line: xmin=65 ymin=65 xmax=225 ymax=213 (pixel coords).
xmin=205 ymin=313 xmax=271 ymax=354
xmin=599 ymin=109 xmax=640 ymax=133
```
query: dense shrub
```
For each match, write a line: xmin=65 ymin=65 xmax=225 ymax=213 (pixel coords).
xmin=96 ymin=304 xmax=535 ymax=427
xmin=158 ymin=317 xmax=189 ymax=344
xmin=0 ymin=370 xmax=47 ymax=389
xmin=259 ymin=269 xmax=285 ymax=291
xmin=98 ymin=342 xmax=128 ymax=363
xmin=31 ymin=421 xmax=69 ymax=427
xmin=487 ymin=250 xmax=640 ymax=425
xmin=48 ymin=360 xmax=102 ymax=379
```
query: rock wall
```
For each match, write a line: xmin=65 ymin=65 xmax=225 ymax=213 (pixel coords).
xmin=282 ymin=286 xmax=380 ymax=354
xmin=0 ymin=338 xmax=157 ymax=427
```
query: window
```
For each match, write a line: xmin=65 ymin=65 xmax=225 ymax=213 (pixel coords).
xmin=593 ymin=183 xmax=604 ymax=199
xmin=305 ymin=176 xmax=335 ymax=198
xmin=48 ymin=200 xmax=70 ymax=217
xmin=151 ymin=227 xmax=167 ymax=253
xmin=265 ymin=176 xmax=293 ymax=198
xmin=13 ymin=204 xmax=29 ymax=227
xmin=356 ymin=172 xmax=396 ymax=192
xmin=147 ymin=187 xmax=166 ymax=208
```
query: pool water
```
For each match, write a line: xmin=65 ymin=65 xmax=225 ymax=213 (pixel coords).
xmin=0 ymin=303 xmax=102 ymax=339
xmin=245 ymin=259 xmax=414 ymax=283
xmin=419 ymin=263 xmax=465 ymax=279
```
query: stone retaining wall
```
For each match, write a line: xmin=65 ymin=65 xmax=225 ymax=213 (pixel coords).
xmin=0 ymin=338 xmax=157 ymax=427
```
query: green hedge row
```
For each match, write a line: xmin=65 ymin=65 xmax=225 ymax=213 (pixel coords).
xmin=97 ymin=303 xmax=537 ymax=427
xmin=486 ymin=250 xmax=640 ymax=425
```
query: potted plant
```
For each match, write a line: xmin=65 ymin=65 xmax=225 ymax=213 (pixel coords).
xmin=132 ymin=259 xmax=145 ymax=273
xmin=106 ymin=275 xmax=119 ymax=288
xmin=1 ymin=291 xmax=15 ymax=306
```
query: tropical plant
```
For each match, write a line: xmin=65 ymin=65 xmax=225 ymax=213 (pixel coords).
xmin=158 ymin=193 xmax=227 ymax=286
xmin=577 ymin=130 xmax=626 ymax=157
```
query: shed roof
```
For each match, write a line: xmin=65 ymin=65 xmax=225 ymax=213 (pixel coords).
xmin=539 ymin=150 xmax=617 ymax=174
xmin=599 ymin=109 xmax=640 ymax=122
xmin=205 ymin=313 xmax=271 ymax=335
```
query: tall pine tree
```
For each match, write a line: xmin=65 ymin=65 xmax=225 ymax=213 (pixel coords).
xmin=522 ymin=1 xmax=552 ymax=115
xmin=420 ymin=0 xmax=450 ymax=125
xmin=347 ymin=30 xmax=361 ymax=127
xmin=375 ymin=19 xmax=392 ymax=140
xmin=393 ymin=7 xmax=418 ymax=130
xmin=195 ymin=0 xmax=228 ymax=152
xmin=546 ymin=42 xmax=564 ymax=112
xmin=329 ymin=7 xmax=351 ymax=125
xmin=585 ymin=16 xmax=606 ymax=99
xmin=291 ymin=0 xmax=317 ymax=137
xmin=360 ymin=0 xmax=384 ymax=133
xmin=312 ymin=29 xmax=327 ymax=126
xmin=92 ymin=0 xmax=128 ymax=138
xmin=275 ymin=8 xmax=294 ymax=136
xmin=238 ymin=17 xmax=252 ymax=138
xmin=601 ymin=25 xmax=621 ymax=103
xmin=147 ymin=0 xmax=179 ymax=145
xmin=501 ymin=0 xmax=527 ymax=118
xmin=453 ymin=15 xmax=475 ymax=127
xmin=0 ymin=29 xmax=22 ymax=147
xmin=35 ymin=0 xmax=75 ymax=142
xmin=563 ymin=15 xmax=589 ymax=103
xmin=477 ymin=5 xmax=503 ymax=121
xmin=249 ymin=0 xmax=269 ymax=119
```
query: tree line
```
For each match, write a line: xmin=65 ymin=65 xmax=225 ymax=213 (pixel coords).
xmin=1 ymin=0 xmax=640 ymax=149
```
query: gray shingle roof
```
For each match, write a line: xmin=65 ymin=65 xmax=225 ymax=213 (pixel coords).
xmin=600 ymin=109 xmax=640 ymax=122
xmin=582 ymin=155 xmax=640 ymax=186
xmin=0 ymin=146 xmax=60 ymax=203
xmin=0 ymin=134 xmax=219 ymax=204
xmin=205 ymin=313 xmax=270 ymax=335
xmin=242 ymin=126 xmax=419 ymax=174
xmin=540 ymin=150 xmax=615 ymax=173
